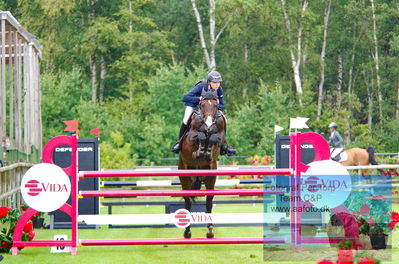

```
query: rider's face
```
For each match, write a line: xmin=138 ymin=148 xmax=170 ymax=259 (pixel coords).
xmin=209 ymin=81 xmax=220 ymax=90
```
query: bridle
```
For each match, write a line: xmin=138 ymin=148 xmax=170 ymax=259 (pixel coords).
xmin=195 ymin=98 xmax=219 ymax=134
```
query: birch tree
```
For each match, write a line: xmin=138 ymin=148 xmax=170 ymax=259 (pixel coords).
xmin=370 ymin=0 xmax=383 ymax=125
xmin=190 ymin=0 xmax=229 ymax=70
xmin=280 ymin=0 xmax=308 ymax=106
xmin=88 ymin=0 xmax=97 ymax=102
xmin=316 ymin=0 xmax=331 ymax=120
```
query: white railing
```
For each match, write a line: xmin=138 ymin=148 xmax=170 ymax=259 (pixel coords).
xmin=0 ymin=163 xmax=33 ymax=207
xmin=344 ymin=164 xmax=399 ymax=170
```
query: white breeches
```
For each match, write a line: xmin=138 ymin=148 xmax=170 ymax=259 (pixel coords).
xmin=330 ymin=148 xmax=343 ymax=159
xmin=183 ymin=106 xmax=194 ymax=125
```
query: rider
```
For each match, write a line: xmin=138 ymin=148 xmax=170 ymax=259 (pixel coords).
xmin=171 ymin=70 xmax=236 ymax=156
xmin=328 ymin=122 xmax=344 ymax=162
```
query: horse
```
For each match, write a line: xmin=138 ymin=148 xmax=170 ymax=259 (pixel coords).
xmin=336 ymin=147 xmax=378 ymax=175
xmin=178 ymin=89 xmax=226 ymax=239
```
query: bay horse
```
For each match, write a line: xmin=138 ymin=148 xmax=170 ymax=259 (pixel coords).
xmin=337 ymin=147 xmax=378 ymax=175
xmin=178 ymin=89 xmax=226 ymax=239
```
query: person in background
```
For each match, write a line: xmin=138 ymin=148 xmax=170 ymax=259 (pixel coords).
xmin=328 ymin=122 xmax=343 ymax=161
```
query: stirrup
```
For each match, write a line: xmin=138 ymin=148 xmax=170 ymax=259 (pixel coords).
xmin=171 ymin=142 xmax=180 ymax=154
xmin=225 ymin=148 xmax=237 ymax=156
xmin=220 ymin=145 xmax=236 ymax=156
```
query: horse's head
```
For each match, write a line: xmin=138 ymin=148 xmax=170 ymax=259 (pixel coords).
xmin=199 ymin=90 xmax=218 ymax=130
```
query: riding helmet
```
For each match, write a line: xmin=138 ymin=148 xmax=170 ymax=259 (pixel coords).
xmin=328 ymin=122 xmax=338 ymax=128
xmin=207 ymin=71 xmax=223 ymax=82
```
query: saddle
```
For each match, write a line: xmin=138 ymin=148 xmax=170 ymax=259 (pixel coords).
xmin=182 ymin=109 xmax=225 ymax=140
xmin=331 ymin=149 xmax=348 ymax=162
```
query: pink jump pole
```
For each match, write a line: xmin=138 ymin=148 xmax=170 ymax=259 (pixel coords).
xmin=289 ymin=132 xmax=331 ymax=249
xmin=79 ymin=188 xmax=286 ymax=198
xmin=80 ymin=168 xmax=292 ymax=178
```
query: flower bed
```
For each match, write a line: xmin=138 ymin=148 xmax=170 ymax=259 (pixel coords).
xmin=0 ymin=206 xmax=36 ymax=253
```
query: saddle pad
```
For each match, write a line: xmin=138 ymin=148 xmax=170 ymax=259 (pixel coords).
xmin=340 ymin=151 xmax=348 ymax=162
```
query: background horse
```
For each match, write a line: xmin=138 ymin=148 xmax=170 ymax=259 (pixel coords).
xmin=339 ymin=147 xmax=378 ymax=175
xmin=178 ymin=90 xmax=226 ymax=239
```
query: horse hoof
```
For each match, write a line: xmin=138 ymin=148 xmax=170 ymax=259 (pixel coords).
xmin=184 ymin=230 xmax=192 ymax=239
xmin=206 ymin=232 xmax=214 ymax=238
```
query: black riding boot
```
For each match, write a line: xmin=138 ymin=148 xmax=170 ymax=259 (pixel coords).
xmin=220 ymin=143 xmax=237 ymax=156
xmin=171 ymin=123 xmax=188 ymax=153
xmin=220 ymin=126 xmax=236 ymax=156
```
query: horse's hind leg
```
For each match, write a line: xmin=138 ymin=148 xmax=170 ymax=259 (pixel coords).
xmin=205 ymin=176 xmax=217 ymax=238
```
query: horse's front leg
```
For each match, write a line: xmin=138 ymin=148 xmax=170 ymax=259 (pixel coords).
xmin=208 ymin=133 xmax=223 ymax=155
xmin=179 ymin=176 xmax=192 ymax=239
xmin=183 ymin=196 xmax=192 ymax=239
xmin=205 ymin=175 xmax=217 ymax=238
xmin=205 ymin=195 xmax=214 ymax=238
xmin=193 ymin=132 xmax=207 ymax=159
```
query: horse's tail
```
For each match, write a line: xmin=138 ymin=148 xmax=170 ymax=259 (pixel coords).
xmin=366 ymin=147 xmax=378 ymax=165
xmin=190 ymin=177 xmax=202 ymax=201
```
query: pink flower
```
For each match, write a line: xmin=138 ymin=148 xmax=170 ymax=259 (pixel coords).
xmin=359 ymin=204 xmax=371 ymax=216
xmin=366 ymin=217 xmax=376 ymax=226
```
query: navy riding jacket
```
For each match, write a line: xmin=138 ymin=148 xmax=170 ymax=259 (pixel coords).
xmin=182 ymin=81 xmax=225 ymax=110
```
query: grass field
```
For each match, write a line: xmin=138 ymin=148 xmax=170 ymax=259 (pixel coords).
xmin=1 ymin=197 xmax=398 ymax=264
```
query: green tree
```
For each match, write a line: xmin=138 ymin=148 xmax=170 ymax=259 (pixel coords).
xmin=41 ymin=69 xmax=91 ymax=138
xmin=100 ymin=131 xmax=136 ymax=169
xmin=230 ymin=81 xmax=293 ymax=156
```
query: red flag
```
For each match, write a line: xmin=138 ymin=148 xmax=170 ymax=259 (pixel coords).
xmin=90 ymin=128 xmax=100 ymax=137
xmin=63 ymin=120 xmax=79 ymax=132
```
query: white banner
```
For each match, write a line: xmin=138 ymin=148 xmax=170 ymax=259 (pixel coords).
xmin=79 ymin=211 xmax=286 ymax=228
